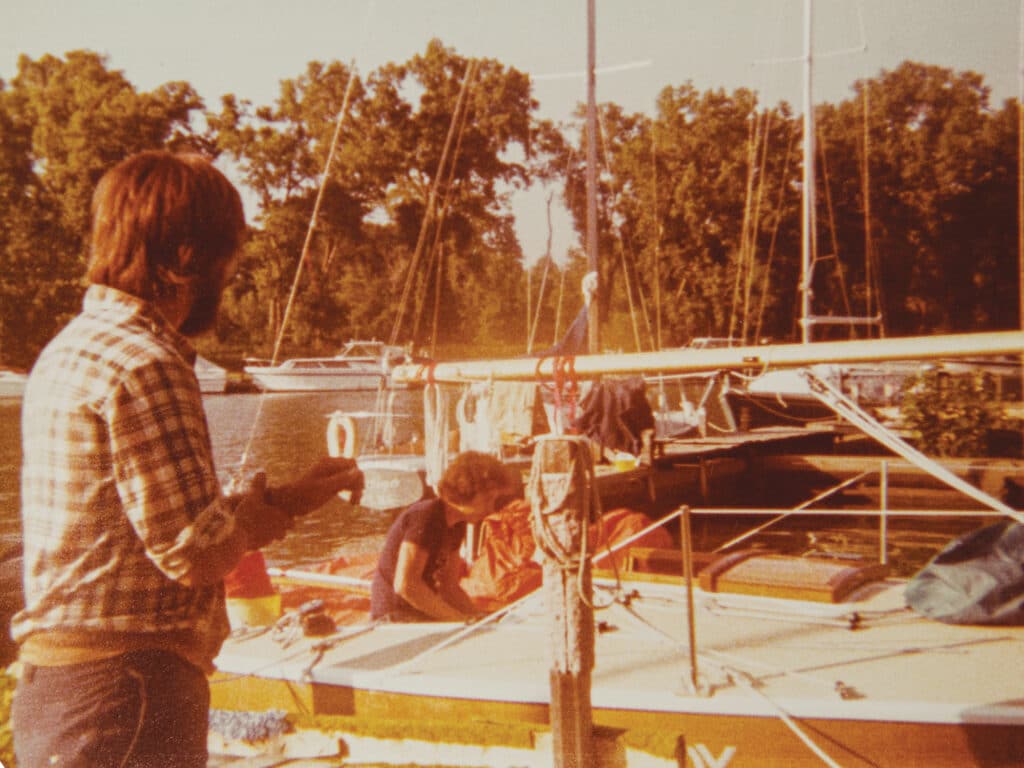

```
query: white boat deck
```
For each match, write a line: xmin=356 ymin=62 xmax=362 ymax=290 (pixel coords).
xmin=213 ymin=575 xmax=1024 ymax=766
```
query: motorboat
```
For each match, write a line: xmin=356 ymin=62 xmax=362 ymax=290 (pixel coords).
xmin=721 ymin=363 xmax=913 ymax=429
xmin=244 ymin=341 xmax=415 ymax=392
xmin=194 ymin=355 xmax=228 ymax=394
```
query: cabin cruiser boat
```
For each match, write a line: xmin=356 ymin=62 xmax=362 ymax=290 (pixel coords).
xmin=244 ymin=341 xmax=414 ymax=392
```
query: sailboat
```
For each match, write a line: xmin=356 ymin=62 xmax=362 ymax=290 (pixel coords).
xmin=209 ymin=5 xmax=1024 ymax=766
xmin=212 ymin=333 xmax=1024 ymax=764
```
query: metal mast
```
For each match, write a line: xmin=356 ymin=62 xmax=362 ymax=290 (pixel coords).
xmin=586 ymin=0 xmax=600 ymax=353
xmin=800 ymin=0 xmax=815 ymax=343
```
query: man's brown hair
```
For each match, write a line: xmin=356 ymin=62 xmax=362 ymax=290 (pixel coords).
xmin=87 ymin=151 xmax=245 ymax=302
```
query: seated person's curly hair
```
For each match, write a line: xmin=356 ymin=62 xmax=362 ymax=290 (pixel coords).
xmin=437 ymin=451 xmax=518 ymax=507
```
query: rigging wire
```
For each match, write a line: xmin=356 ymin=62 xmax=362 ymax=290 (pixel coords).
xmin=388 ymin=59 xmax=478 ymax=348
xmin=531 ymin=147 xmax=580 ymax=351
xmin=229 ymin=0 xmax=377 ymax=490
xmin=650 ymin=117 xmax=662 ymax=351
xmin=753 ymin=123 xmax=798 ymax=343
xmin=730 ymin=109 xmax=759 ymax=344
xmin=743 ymin=109 xmax=773 ymax=343
xmin=229 ymin=61 xmax=360 ymax=489
xmin=270 ymin=66 xmax=360 ymax=367
xmin=553 ymin=264 xmax=567 ymax=343
xmin=410 ymin=65 xmax=476 ymax=355
xmin=816 ymin=126 xmax=855 ymax=328
xmin=527 ymin=192 xmax=556 ymax=354
xmin=595 ymin=106 xmax=655 ymax=352
xmin=861 ymin=81 xmax=885 ymax=337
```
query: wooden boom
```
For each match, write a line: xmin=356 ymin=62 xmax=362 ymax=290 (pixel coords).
xmin=392 ymin=330 xmax=1024 ymax=384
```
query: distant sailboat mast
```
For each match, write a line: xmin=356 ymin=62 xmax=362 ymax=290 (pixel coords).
xmin=800 ymin=0 xmax=815 ymax=343
xmin=799 ymin=0 xmax=878 ymax=343
xmin=586 ymin=0 xmax=600 ymax=353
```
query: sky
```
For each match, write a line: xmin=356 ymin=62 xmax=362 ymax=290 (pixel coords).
xmin=4 ymin=0 xmax=1023 ymax=263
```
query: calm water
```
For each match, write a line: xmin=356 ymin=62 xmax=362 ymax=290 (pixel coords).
xmin=0 ymin=389 xmax=424 ymax=568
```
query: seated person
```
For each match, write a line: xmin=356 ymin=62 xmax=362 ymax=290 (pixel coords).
xmin=371 ymin=451 xmax=518 ymax=622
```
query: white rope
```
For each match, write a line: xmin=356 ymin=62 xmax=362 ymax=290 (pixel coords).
xmin=701 ymin=646 xmax=857 ymax=695
xmin=423 ymin=381 xmax=455 ymax=490
xmin=591 ymin=507 xmax=685 ymax=567
xmin=734 ymin=676 xmax=844 ymax=768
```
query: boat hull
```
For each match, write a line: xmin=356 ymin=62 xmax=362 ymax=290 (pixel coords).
xmin=244 ymin=340 xmax=416 ymax=392
xmin=210 ymin=677 xmax=1023 ymax=767
xmin=196 ymin=373 xmax=228 ymax=394
xmin=246 ymin=369 xmax=387 ymax=392
xmin=0 ymin=373 xmax=27 ymax=399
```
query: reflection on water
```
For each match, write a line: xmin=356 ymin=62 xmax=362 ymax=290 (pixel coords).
xmin=0 ymin=400 xmax=22 ymax=549
xmin=0 ymin=389 xmax=424 ymax=567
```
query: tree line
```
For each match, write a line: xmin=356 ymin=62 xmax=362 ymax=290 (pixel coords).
xmin=0 ymin=41 xmax=1018 ymax=370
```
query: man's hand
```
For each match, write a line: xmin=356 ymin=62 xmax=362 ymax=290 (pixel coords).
xmin=233 ymin=472 xmax=293 ymax=551
xmin=266 ymin=457 xmax=364 ymax=517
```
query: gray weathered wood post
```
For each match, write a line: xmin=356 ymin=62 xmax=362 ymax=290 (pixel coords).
xmin=528 ymin=435 xmax=597 ymax=768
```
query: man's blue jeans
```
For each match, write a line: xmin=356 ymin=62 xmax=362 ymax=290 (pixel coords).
xmin=12 ymin=648 xmax=209 ymax=768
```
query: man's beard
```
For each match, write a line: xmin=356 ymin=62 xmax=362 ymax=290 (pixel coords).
xmin=178 ymin=280 xmax=222 ymax=337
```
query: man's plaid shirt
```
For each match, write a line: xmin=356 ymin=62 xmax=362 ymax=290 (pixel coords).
xmin=13 ymin=285 xmax=236 ymax=666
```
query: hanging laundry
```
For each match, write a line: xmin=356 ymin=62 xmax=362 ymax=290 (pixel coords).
xmin=572 ymin=377 xmax=655 ymax=457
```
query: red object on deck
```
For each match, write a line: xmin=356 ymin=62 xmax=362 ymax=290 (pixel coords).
xmin=461 ymin=500 xmax=674 ymax=611
xmin=224 ymin=551 xmax=276 ymax=599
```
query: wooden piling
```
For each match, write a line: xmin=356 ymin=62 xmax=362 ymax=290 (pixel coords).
xmin=528 ymin=437 xmax=596 ymax=768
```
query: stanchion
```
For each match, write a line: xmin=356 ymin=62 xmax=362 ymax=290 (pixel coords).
xmin=680 ymin=505 xmax=700 ymax=692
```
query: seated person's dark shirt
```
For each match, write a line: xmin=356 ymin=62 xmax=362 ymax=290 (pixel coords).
xmin=371 ymin=498 xmax=466 ymax=620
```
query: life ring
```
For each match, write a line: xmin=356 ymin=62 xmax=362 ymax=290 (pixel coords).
xmin=326 ymin=411 xmax=360 ymax=459
xmin=326 ymin=412 xmax=361 ymax=504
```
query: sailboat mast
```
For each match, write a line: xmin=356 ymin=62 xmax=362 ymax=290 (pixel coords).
xmin=801 ymin=0 xmax=815 ymax=343
xmin=586 ymin=0 xmax=600 ymax=353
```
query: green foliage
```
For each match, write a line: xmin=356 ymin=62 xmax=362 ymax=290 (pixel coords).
xmin=210 ymin=41 xmax=540 ymax=358
xmin=552 ymin=61 xmax=1017 ymax=351
xmin=0 ymin=668 xmax=14 ymax=767
xmin=553 ymin=84 xmax=800 ymax=350
xmin=815 ymin=62 xmax=1017 ymax=335
xmin=301 ymin=712 xmax=539 ymax=749
xmin=0 ymin=50 xmax=205 ymax=368
xmin=0 ymin=42 xmax=1019 ymax=367
xmin=899 ymin=369 xmax=1008 ymax=457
